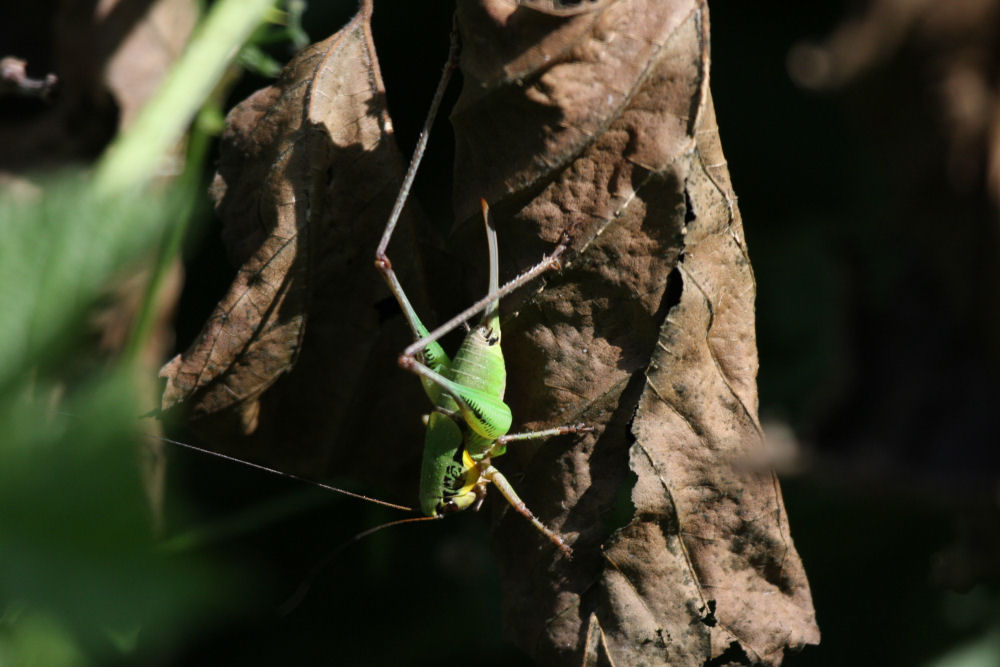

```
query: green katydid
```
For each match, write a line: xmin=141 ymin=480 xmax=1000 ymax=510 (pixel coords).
xmin=366 ymin=26 xmax=589 ymax=559
xmin=374 ymin=198 xmax=589 ymax=558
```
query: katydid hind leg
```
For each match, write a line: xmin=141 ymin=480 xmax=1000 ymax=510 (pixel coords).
xmin=374 ymin=19 xmax=459 ymax=263
xmin=373 ymin=21 xmax=459 ymax=387
xmin=484 ymin=465 xmax=573 ymax=558
xmin=497 ymin=422 xmax=594 ymax=446
xmin=394 ymin=206 xmax=573 ymax=413
xmin=401 ymin=230 xmax=572 ymax=363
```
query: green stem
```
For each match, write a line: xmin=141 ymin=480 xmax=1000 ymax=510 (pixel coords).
xmin=93 ymin=0 xmax=277 ymax=196
xmin=120 ymin=108 xmax=213 ymax=365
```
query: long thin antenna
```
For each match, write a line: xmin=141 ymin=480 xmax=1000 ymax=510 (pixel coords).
xmin=158 ymin=435 xmax=414 ymax=512
xmin=278 ymin=514 xmax=443 ymax=615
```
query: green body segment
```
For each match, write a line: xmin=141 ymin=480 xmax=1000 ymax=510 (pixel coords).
xmin=411 ymin=213 xmax=515 ymax=515
xmin=439 ymin=319 xmax=511 ymax=444
xmin=415 ymin=315 xmax=513 ymax=515
xmin=414 ymin=323 xmax=450 ymax=405
xmin=418 ymin=412 xmax=475 ymax=516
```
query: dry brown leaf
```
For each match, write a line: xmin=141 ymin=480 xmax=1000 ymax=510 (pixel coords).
xmin=0 ymin=0 xmax=197 ymax=169
xmin=159 ymin=1 xmax=428 ymax=480
xmin=156 ymin=0 xmax=818 ymax=661
xmin=99 ymin=0 xmax=199 ymax=131
xmin=448 ymin=1 xmax=819 ymax=663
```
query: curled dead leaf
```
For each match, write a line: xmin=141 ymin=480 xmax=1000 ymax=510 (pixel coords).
xmin=450 ymin=1 xmax=819 ymax=663
xmin=159 ymin=2 xmax=427 ymax=481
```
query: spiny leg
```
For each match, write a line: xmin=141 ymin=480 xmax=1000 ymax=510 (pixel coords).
xmin=486 ymin=425 xmax=593 ymax=554
xmin=401 ymin=225 xmax=572 ymax=362
xmin=396 ymin=200 xmax=569 ymax=434
xmin=372 ymin=19 xmax=459 ymax=392
xmin=483 ymin=464 xmax=573 ymax=558
xmin=369 ymin=18 xmax=574 ymax=393
xmin=375 ymin=15 xmax=458 ymax=264
xmin=374 ymin=16 xmax=459 ymax=339
xmin=496 ymin=423 xmax=594 ymax=446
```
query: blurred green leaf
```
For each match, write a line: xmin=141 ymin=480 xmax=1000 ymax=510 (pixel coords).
xmin=927 ymin=628 xmax=1000 ymax=667
xmin=0 ymin=0 xmax=285 ymax=663
xmin=0 ymin=178 xmax=176 ymax=391
xmin=94 ymin=0 xmax=278 ymax=195
xmin=0 ymin=608 xmax=87 ymax=667
xmin=0 ymin=372 xmax=226 ymax=663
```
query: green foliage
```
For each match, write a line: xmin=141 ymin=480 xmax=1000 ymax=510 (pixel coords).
xmin=0 ymin=373 xmax=221 ymax=664
xmin=0 ymin=0 xmax=281 ymax=663
xmin=0 ymin=178 xmax=168 ymax=388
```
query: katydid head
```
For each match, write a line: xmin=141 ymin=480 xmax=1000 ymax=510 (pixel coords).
xmin=469 ymin=318 xmax=501 ymax=348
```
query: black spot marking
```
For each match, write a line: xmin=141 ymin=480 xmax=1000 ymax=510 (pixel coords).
xmin=464 ymin=397 xmax=485 ymax=424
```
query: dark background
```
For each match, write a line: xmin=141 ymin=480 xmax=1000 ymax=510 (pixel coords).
xmin=3 ymin=1 xmax=998 ymax=664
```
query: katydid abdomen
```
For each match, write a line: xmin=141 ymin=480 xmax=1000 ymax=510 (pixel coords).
xmin=418 ymin=412 xmax=477 ymax=516
xmin=417 ymin=318 xmax=510 ymax=516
